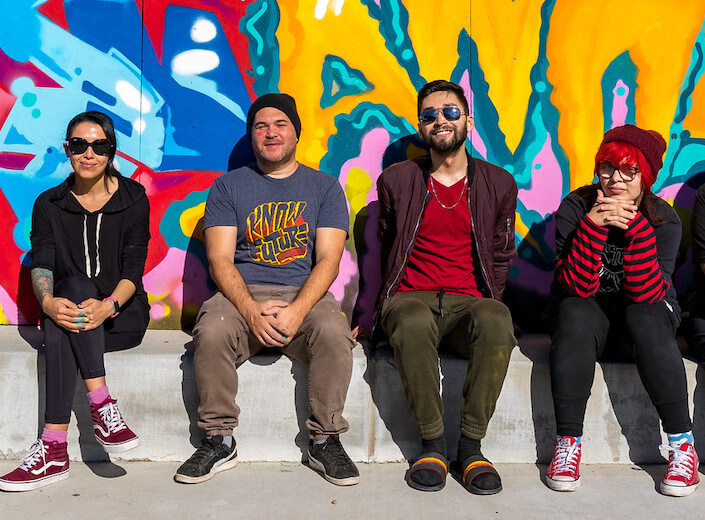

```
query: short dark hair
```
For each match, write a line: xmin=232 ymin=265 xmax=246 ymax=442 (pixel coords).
xmin=417 ymin=80 xmax=469 ymax=116
xmin=65 ymin=111 xmax=119 ymax=178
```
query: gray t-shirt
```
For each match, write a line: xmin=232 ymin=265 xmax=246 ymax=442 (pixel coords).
xmin=203 ymin=163 xmax=349 ymax=287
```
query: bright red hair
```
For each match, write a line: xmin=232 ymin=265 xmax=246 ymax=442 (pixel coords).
xmin=594 ymin=141 xmax=655 ymax=188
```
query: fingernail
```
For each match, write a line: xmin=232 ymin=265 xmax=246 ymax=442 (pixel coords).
xmin=78 ymin=324 xmax=86 ymax=329
xmin=73 ymin=317 xmax=88 ymax=323
xmin=78 ymin=312 xmax=87 ymax=317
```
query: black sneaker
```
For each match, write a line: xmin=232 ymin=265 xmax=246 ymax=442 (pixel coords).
xmin=307 ymin=435 xmax=360 ymax=486
xmin=174 ymin=436 xmax=238 ymax=484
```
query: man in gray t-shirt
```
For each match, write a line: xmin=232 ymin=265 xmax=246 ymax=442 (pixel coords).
xmin=175 ymin=93 xmax=359 ymax=487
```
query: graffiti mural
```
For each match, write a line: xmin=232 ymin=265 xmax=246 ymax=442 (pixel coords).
xmin=0 ymin=0 xmax=704 ymax=332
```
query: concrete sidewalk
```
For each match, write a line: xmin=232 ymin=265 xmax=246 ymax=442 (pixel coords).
xmin=1 ymin=460 xmax=703 ymax=519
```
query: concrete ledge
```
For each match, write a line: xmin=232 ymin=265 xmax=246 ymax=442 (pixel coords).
xmin=1 ymin=327 xmax=703 ymax=464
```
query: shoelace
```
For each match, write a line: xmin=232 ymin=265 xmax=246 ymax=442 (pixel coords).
xmin=550 ymin=441 xmax=579 ymax=474
xmin=188 ymin=438 xmax=223 ymax=462
xmin=321 ymin=437 xmax=350 ymax=464
xmin=98 ymin=401 xmax=127 ymax=433
xmin=19 ymin=439 xmax=47 ymax=471
xmin=660 ymin=444 xmax=695 ymax=479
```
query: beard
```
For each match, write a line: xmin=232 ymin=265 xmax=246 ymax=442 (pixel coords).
xmin=422 ymin=122 xmax=468 ymax=154
xmin=255 ymin=140 xmax=297 ymax=169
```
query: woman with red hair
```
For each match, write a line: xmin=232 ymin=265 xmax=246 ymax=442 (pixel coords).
xmin=546 ymin=124 xmax=698 ymax=496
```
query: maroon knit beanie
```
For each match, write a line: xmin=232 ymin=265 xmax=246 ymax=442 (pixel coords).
xmin=601 ymin=124 xmax=666 ymax=187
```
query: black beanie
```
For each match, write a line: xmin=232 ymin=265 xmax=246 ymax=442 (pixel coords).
xmin=246 ymin=93 xmax=302 ymax=141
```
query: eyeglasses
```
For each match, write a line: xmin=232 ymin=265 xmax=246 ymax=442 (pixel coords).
xmin=418 ymin=105 xmax=467 ymax=125
xmin=597 ymin=162 xmax=640 ymax=182
xmin=67 ymin=138 xmax=114 ymax=156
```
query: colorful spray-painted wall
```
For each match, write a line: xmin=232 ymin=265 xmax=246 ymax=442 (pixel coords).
xmin=1 ymin=0 xmax=704 ymax=331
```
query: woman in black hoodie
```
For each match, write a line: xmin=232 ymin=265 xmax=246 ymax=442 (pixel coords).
xmin=0 ymin=111 xmax=150 ymax=492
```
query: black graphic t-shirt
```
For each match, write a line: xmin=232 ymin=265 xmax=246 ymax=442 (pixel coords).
xmin=597 ymin=230 xmax=627 ymax=294
xmin=203 ymin=163 xmax=348 ymax=286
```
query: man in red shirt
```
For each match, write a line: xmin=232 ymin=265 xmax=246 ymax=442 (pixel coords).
xmin=374 ymin=80 xmax=517 ymax=494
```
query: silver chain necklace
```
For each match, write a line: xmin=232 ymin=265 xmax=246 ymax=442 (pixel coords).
xmin=429 ymin=175 xmax=468 ymax=210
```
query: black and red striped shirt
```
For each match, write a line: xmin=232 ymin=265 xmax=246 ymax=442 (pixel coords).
xmin=552 ymin=187 xmax=681 ymax=316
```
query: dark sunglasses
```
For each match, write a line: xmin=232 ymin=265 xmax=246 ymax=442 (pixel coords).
xmin=67 ymin=138 xmax=114 ymax=156
xmin=418 ymin=105 xmax=467 ymax=125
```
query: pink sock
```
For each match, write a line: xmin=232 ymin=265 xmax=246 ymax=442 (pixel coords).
xmin=42 ymin=428 xmax=67 ymax=444
xmin=87 ymin=385 xmax=111 ymax=406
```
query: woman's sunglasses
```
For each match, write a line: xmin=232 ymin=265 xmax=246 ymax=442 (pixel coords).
xmin=67 ymin=138 xmax=114 ymax=156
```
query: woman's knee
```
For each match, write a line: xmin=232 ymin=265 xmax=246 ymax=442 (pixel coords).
xmin=624 ymin=302 xmax=675 ymax=344
xmin=553 ymin=297 xmax=606 ymax=339
xmin=54 ymin=274 xmax=97 ymax=302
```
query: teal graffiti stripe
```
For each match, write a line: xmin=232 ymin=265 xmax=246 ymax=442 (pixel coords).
xmin=360 ymin=0 xmax=425 ymax=89
xmin=245 ymin=1 xmax=268 ymax=56
xmin=330 ymin=62 xmax=368 ymax=90
xmin=657 ymin=17 xmax=705 ymax=190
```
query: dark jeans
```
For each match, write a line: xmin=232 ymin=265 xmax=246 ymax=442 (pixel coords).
xmin=44 ymin=274 xmax=149 ymax=424
xmin=380 ymin=291 xmax=516 ymax=440
xmin=550 ymin=296 xmax=691 ymax=437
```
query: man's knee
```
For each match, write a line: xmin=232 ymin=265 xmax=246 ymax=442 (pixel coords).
xmin=305 ymin=299 xmax=355 ymax=352
xmin=193 ymin=305 xmax=244 ymax=361
xmin=383 ymin=296 xmax=436 ymax=339
xmin=469 ymin=299 xmax=514 ymax=345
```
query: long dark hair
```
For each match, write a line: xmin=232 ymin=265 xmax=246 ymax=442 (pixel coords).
xmin=65 ymin=111 xmax=120 ymax=183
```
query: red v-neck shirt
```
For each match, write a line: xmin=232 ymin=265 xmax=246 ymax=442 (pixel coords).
xmin=398 ymin=176 xmax=482 ymax=297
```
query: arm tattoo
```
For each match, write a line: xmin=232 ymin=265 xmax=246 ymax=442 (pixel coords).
xmin=31 ymin=267 xmax=54 ymax=304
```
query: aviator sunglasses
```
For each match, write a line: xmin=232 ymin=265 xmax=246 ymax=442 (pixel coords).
xmin=67 ymin=137 xmax=114 ymax=156
xmin=418 ymin=105 xmax=467 ymax=125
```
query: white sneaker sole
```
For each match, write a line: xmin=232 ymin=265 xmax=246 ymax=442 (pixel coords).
xmin=174 ymin=452 xmax=238 ymax=484
xmin=546 ymin=475 xmax=580 ymax=492
xmin=97 ymin=435 xmax=140 ymax=453
xmin=660 ymin=481 xmax=698 ymax=497
xmin=307 ymin=450 xmax=360 ymax=486
xmin=0 ymin=468 xmax=69 ymax=492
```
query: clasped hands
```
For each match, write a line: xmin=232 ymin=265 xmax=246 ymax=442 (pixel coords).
xmin=41 ymin=295 xmax=114 ymax=333
xmin=588 ymin=189 xmax=638 ymax=230
xmin=245 ymin=300 xmax=304 ymax=347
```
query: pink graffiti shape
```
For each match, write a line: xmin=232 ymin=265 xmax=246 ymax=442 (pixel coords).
xmin=0 ymin=152 xmax=34 ymax=170
xmin=459 ymin=70 xmax=487 ymax=159
xmin=611 ymin=80 xmax=629 ymax=127
xmin=150 ymin=302 xmax=166 ymax=321
xmin=339 ymin=127 xmax=390 ymax=205
xmin=0 ymin=283 xmax=20 ymax=323
xmin=656 ymin=183 xmax=685 ymax=204
xmin=329 ymin=249 xmax=356 ymax=302
xmin=517 ymin=132 xmax=563 ymax=217
xmin=143 ymin=247 xmax=187 ymax=303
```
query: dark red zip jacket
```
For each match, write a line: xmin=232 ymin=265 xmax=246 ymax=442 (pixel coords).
xmin=374 ymin=153 xmax=518 ymax=331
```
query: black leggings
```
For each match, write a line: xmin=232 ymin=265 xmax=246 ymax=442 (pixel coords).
xmin=550 ymin=296 xmax=691 ymax=437
xmin=44 ymin=274 xmax=149 ymax=424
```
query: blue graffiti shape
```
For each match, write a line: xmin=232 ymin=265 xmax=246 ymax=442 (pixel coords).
xmin=240 ymin=0 xmax=280 ymax=95
xmin=320 ymin=55 xmax=374 ymax=109
xmin=360 ymin=0 xmax=425 ymax=90
xmin=601 ymin=51 xmax=638 ymax=132
xmin=320 ymin=101 xmax=416 ymax=178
